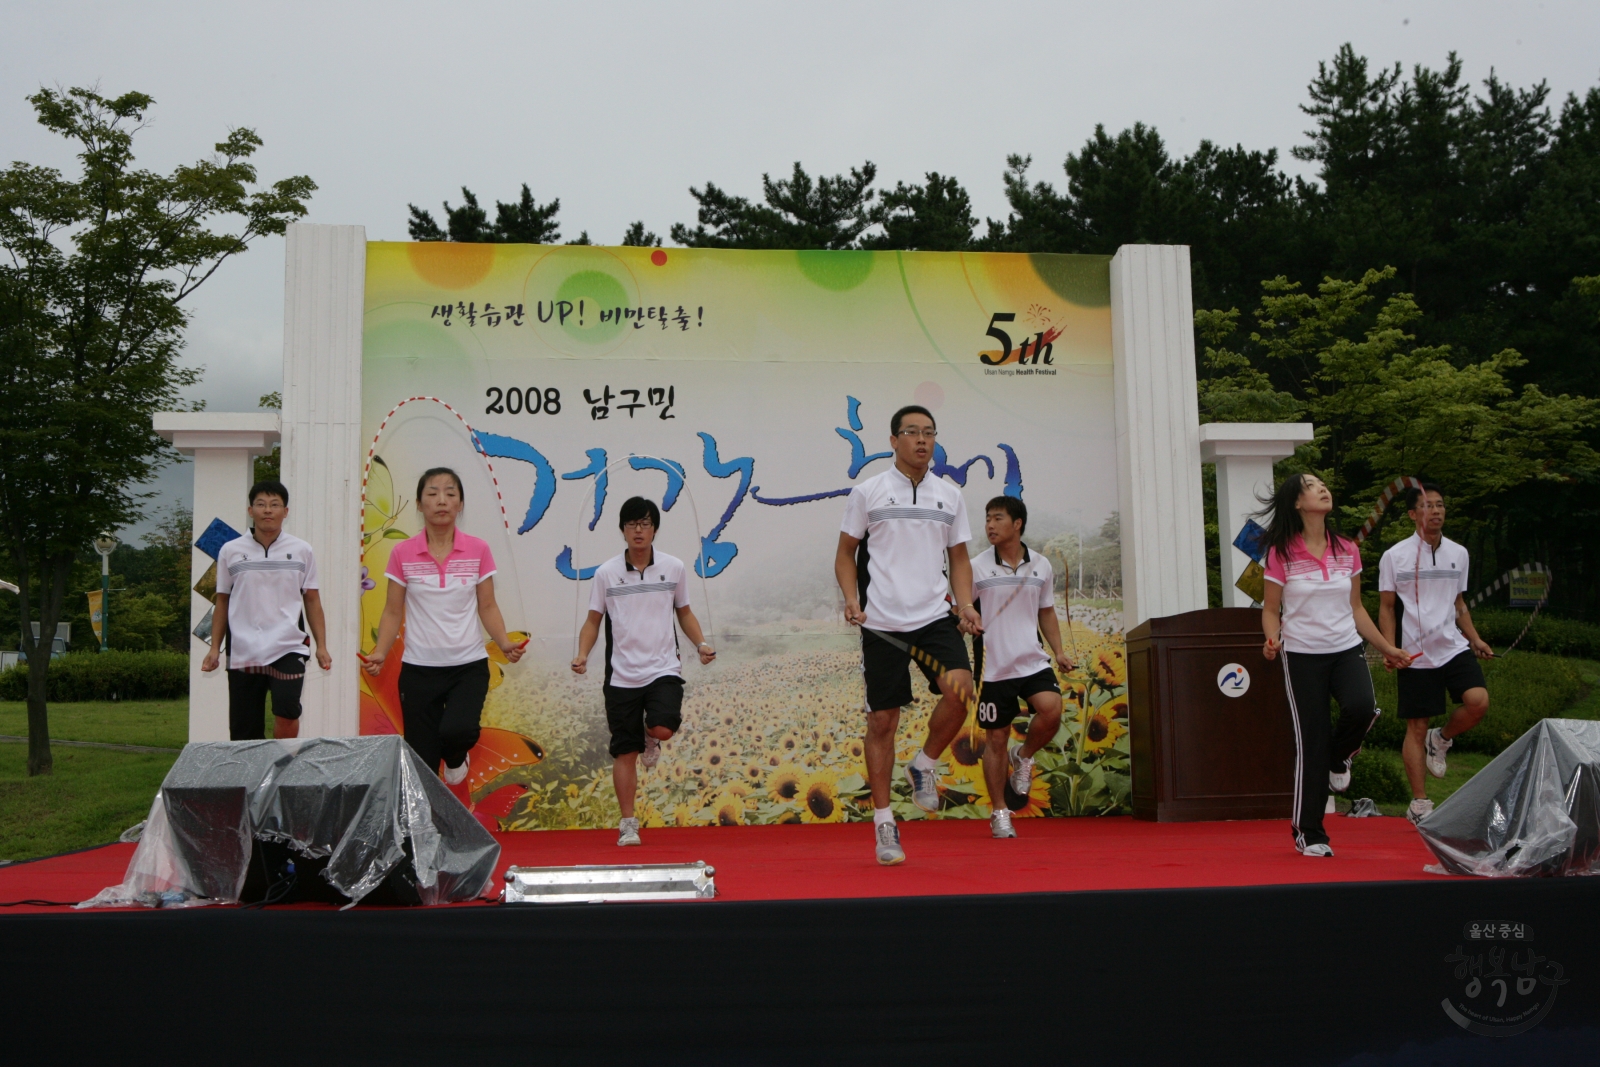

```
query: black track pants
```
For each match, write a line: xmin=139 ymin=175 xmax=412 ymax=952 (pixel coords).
xmin=1281 ymin=644 xmax=1379 ymax=848
xmin=398 ymin=659 xmax=490 ymax=774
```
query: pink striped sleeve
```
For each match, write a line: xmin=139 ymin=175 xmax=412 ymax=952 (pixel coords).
xmin=1263 ymin=545 xmax=1287 ymax=586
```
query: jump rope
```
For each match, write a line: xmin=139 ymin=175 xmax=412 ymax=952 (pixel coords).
xmin=1270 ymin=475 xmax=1549 ymax=664
xmin=858 ymin=545 xmax=1082 ymax=805
xmin=356 ymin=397 xmax=523 ymax=670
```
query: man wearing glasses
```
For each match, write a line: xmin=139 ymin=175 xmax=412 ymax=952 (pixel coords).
xmin=836 ymin=404 xmax=981 ymax=864
xmin=573 ymin=496 xmax=716 ymax=846
xmin=1377 ymin=483 xmax=1493 ymax=824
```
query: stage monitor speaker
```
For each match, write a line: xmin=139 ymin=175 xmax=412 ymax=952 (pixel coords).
xmin=159 ymin=736 xmax=500 ymax=905
xmin=1418 ymin=718 xmax=1600 ymax=877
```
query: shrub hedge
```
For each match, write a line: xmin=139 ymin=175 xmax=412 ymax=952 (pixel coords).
xmin=1470 ymin=610 xmax=1600 ymax=660
xmin=1366 ymin=650 xmax=1592 ymax=756
xmin=1348 ymin=748 xmax=1411 ymax=804
xmin=0 ymin=650 xmax=188 ymax=702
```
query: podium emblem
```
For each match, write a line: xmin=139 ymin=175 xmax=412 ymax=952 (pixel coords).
xmin=1216 ymin=663 xmax=1250 ymax=697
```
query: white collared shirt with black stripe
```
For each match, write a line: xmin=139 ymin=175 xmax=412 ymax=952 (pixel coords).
xmin=214 ymin=531 xmax=318 ymax=669
xmin=1378 ymin=533 xmax=1471 ymax=668
xmin=587 ymin=550 xmax=691 ymax=688
xmin=840 ymin=465 xmax=972 ymax=632
xmin=971 ymin=544 xmax=1055 ymax=681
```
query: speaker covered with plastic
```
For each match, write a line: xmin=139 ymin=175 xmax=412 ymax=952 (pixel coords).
xmin=1417 ymin=719 xmax=1600 ymax=877
xmin=82 ymin=736 xmax=500 ymax=907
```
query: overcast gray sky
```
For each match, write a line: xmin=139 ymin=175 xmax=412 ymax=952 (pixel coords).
xmin=6 ymin=0 xmax=1597 ymax=538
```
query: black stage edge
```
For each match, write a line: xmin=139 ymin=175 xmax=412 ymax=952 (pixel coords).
xmin=4 ymin=878 xmax=1598 ymax=1066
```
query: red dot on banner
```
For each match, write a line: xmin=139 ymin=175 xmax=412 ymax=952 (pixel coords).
xmin=650 ymin=250 xmax=668 ymax=266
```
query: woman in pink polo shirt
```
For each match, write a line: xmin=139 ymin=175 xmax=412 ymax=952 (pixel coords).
xmin=1258 ymin=472 xmax=1409 ymax=858
xmin=363 ymin=467 xmax=524 ymax=790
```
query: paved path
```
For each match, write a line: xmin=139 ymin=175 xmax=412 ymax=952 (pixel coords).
xmin=0 ymin=735 xmax=179 ymax=754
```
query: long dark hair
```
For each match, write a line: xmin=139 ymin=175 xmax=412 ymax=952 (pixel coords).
xmin=1253 ymin=472 xmax=1348 ymax=558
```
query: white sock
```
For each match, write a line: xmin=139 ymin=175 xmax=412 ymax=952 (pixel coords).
xmin=912 ymin=750 xmax=938 ymax=771
xmin=443 ymin=755 xmax=469 ymax=785
xmin=873 ymin=807 xmax=894 ymax=826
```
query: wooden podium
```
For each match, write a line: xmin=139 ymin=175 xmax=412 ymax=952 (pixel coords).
xmin=1127 ymin=608 xmax=1295 ymax=821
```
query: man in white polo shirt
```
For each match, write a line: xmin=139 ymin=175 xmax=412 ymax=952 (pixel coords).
xmin=1378 ymin=482 xmax=1494 ymax=824
xmin=836 ymin=404 xmax=981 ymax=865
xmin=572 ymin=496 xmax=715 ymax=846
xmin=202 ymin=480 xmax=332 ymax=740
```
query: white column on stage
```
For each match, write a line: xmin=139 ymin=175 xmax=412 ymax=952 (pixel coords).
xmin=1199 ymin=423 xmax=1315 ymax=608
xmin=152 ymin=412 xmax=280 ymax=742
xmin=1110 ymin=245 xmax=1208 ymax=632
xmin=280 ymin=223 xmax=366 ymax=739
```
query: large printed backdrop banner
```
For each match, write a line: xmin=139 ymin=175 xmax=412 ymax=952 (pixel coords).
xmin=359 ymin=244 xmax=1129 ymax=829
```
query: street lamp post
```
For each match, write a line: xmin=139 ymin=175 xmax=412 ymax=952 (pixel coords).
xmin=93 ymin=532 xmax=118 ymax=652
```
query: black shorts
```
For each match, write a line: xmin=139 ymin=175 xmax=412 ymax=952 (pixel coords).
xmin=1396 ymin=648 xmax=1488 ymax=719
xmin=605 ymin=675 xmax=684 ymax=758
xmin=861 ymin=615 xmax=971 ymax=712
xmin=976 ymin=666 xmax=1061 ymax=730
xmin=226 ymin=654 xmax=307 ymax=740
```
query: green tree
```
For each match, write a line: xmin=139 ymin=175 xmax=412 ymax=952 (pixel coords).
xmin=670 ymin=161 xmax=878 ymax=249
xmin=408 ymin=184 xmax=562 ymax=243
xmin=979 ymin=128 xmax=1305 ymax=311
xmin=863 ymin=172 xmax=976 ymax=251
xmin=254 ymin=390 xmax=281 ymax=483
xmin=1198 ymin=268 xmax=1599 ymax=549
xmin=0 ymin=88 xmax=313 ymax=775
xmin=620 ymin=221 xmax=661 ymax=247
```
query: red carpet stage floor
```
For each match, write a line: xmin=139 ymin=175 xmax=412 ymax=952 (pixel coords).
xmin=0 ymin=814 xmax=1443 ymax=911
xmin=5 ymin=816 xmax=1600 ymax=1065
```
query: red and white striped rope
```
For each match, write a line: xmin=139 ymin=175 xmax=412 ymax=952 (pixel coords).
xmin=1354 ymin=475 xmax=1425 ymax=543
xmin=360 ymin=396 xmax=511 ymax=549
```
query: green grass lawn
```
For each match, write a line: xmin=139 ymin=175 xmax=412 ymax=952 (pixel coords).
xmin=0 ymin=699 xmax=187 ymax=749
xmin=0 ymin=700 xmax=187 ymax=863
xmin=0 ymin=742 xmax=176 ymax=863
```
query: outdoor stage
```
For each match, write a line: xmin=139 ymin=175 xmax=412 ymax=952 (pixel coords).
xmin=3 ymin=817 xmax=1599 ymax=1065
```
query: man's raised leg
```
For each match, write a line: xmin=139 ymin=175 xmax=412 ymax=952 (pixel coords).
xmin=906 ymin=670 xmax=973 ymax=812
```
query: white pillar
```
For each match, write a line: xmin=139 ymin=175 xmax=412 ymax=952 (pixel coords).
xmin=153 ymin=413 xmax=280 ymax=742
xmin=280 ymin=224 xmax=366 ymax=739
xmin=1110 ymin=245 xmax=1208 ymax=632
xmin=1199 ymin=423 xmax=1315 ymax=607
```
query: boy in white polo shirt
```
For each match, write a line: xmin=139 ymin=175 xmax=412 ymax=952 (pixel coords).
xmin=971 ymin=495 xmax=1074 ymax=839
xmin=1378 ymin=482 xmax=1494 ymax=824
xmin=572 ymin=497 xmax=716 ymax=846
xmin=202 ymin=480 xmax=332 ymax=740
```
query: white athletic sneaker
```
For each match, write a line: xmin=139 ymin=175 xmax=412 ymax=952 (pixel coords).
xmin=1329 ymin=764 xmax=1351 ymax=793
xmin=991 ymin=810 xmax=1017 ymax=839
xmin=443 ymin=754 xmax=470 ymax=785
xmin=904 ymin=759 xmax=940 ymax=812
xmin=874 ymin=820 xmax=905 ymax=865
xmin=641 ymin=733 xmax=661 ymax=769
xmin=1425 ymin=728 xmax=1452 ymax=778
xmin=617 ymin=817 xmax=642 ymax=846
xmin=1008 ymin=745 xmax=1035 ymax=797
xmin=1297 ymin=842 xmax=1334 ymax=858
xmin=1407 ymin=798 xmax=1435 ymax=825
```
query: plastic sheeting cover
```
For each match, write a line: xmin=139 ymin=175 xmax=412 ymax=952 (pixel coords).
xmin=79 ymin=736 xmax=500 ymax=908
xmin=1418 ymin=718 xmax=1600 ymax=877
